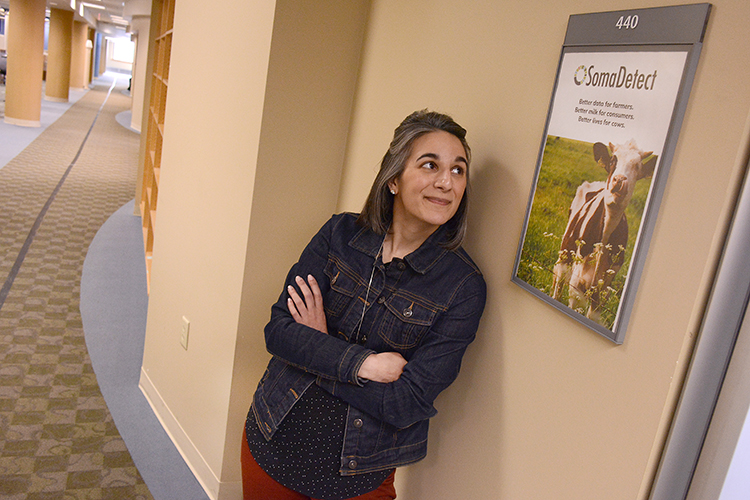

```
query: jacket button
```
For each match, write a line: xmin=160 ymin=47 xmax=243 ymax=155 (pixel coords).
xmin=353 ymin=418 xmax=363 ymax=428
xmin=397 ymin=262 xmax=406 ymax=270
xmin=348 ymin=460 xmax=358 ymax=469
xmin=377 ymin=296 xmax=386 ymax=304
xmin=402 ymin=308 xmax=413 ymax=318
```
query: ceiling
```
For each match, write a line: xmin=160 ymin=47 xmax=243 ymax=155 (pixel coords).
xmin=0 ymin=1 xmax=129 ymax=29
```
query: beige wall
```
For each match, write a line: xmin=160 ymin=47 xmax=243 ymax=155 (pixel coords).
xmin=337 ymin=2 xmax=750 ymax=499
xmin=70 ymin=21 xmax=89 ymax=90
xmin=140 ymin=0 xmax=369 ymax=498
xmin=3 ymin=0 xmax=46 ymax=126
xmin=141 ymin=0 xmax=277 ymax=496
xmin=128 ymin=16 xmax=151 ymax=132
xmin=226 ymin=0 xmax=370 ymax=489
xmin=45 ymin=8 xmax=73 ymax=103
xmin=139 ymin=1 xmax=750 ymax=499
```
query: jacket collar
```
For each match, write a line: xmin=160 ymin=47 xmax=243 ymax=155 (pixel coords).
xmin=349 ymin=223 xmax=450 ymax=275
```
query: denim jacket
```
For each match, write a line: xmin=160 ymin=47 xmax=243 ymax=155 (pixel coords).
xmin=251 ymin=213 xmax=486 ymax=475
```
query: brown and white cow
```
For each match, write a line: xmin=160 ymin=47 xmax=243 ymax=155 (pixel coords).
xmin=551 ymin=139 xmax=656 ymax=323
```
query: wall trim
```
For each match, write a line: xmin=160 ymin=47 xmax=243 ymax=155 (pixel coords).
xmin=650 ymin=119 xmax=750 ymax=499
xmin=139 ymin=368 xmax=221 ymax=500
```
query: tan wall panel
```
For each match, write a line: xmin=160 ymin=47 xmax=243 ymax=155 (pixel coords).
xmin=337 ymin=1 xmax=750 ymax=499
xmin=129 ymin=16 xmax=151 ymax=132
xmin=228 ymin=0 xmax=370 ymax=485
xmin=141 ymin=1 xmax=370 ymax=495
xmin=70 ymin=21 xmax=88 ymax=90
xmin=86 ymin=29 xmax=94 ymax=85
xmin=3 ymin=0 xmax=45 ymax=126
xmin=141 ymin=0 xmax=277 ymax=494
xmin=45 ymin=8 xmax=73 ymax=102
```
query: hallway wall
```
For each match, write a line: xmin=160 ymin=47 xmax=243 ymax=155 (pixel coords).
xmin=334 ymin=1 xmax=750 ymax=499
xmin=139 ymin=1 xmax=750 ymax=499
xmin=140 ymin=1 xmax=277 ymax=497
xmin=139 ymin=1 xmax=369 ymax=498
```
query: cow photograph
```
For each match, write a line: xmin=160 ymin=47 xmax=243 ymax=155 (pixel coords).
xmin=516 ymin=135 xmax=657 ymax=330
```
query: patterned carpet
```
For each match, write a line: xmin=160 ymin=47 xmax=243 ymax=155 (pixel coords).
xmin=0 ymin=77 xmax=153 ymax=499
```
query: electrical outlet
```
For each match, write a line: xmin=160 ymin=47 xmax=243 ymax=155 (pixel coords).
xmin=180 ymin=316 xmax=190 ymax=350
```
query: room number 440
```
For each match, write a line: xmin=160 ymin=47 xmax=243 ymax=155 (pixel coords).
xmin=615 ymin=15 xmax=639 ymax=30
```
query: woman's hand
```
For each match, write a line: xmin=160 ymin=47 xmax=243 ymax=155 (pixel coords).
xmin=287 ymin=274 xmax=408 ymax=383
xmin=287 ymin=275 xmax=328 ymax=334
xmin=358 ymin=352 xmax=407 ymax=383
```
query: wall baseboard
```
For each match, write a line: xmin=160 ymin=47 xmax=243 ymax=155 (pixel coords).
xmin=139 ymin=368 xmax=226 ymax=499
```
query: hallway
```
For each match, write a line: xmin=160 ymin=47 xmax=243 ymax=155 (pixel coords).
xmin=0 ymin=74 xmax=207 ymax=499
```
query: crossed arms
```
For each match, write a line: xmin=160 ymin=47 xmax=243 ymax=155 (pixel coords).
xmin=286 ymin=274 xmax=407 ymax=384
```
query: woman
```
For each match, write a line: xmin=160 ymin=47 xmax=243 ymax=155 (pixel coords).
xmin=243 ymin=110 xmax=486 ymax=500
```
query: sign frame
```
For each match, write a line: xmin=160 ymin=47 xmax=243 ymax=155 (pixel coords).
xmin=512 ymin=4 xmax=711 ymax=344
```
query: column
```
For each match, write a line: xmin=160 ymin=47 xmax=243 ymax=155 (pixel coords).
xmin=128 ymin=16 xmax=151 ymax=132
xmin=87 ymin=28 xmax=95 ymax=84
xmin=4 ymin=0 xmax=46 ymax=127
xmin=45 ymin=8 xmax=73 ymax=103
xmin=98 ymin=33 xmax=107 ymax=75
xmin=124 ymin=0 xmax=153 ymax=133
xmin=70 ymin=21 xmax=88 ymax=90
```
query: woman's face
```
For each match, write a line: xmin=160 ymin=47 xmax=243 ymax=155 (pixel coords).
xmin=388 ymin=130 xmax=468 ymax=234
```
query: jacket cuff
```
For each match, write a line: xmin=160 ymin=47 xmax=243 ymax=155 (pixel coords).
xmin=337 ymin=345 xmax=375 ymax=386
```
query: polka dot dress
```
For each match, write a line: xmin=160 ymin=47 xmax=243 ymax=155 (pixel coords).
xmin=246 ymin=383 xmax=392 ymax=500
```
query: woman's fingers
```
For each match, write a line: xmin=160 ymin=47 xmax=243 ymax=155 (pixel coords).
xmin=287 ymin=284 xmax=306 ymax=314
xmin=287 ymin=296 xmax=301 ymax=321
xmin=307 ymin=275 xmax=323 ymax=307
xmin=295 ymin=276 xmax=315 ymax=308
xmin=287 ymin=275 xmax=328 ymax=333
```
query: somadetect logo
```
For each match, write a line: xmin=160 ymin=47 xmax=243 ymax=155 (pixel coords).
xmin=573 ymin=65 xmax=588 ymax=86
xmin=573 ymin=64 xmax=657 ymax=90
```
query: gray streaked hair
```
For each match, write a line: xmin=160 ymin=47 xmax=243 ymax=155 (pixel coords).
xmin=358 ymin=109 xmax=471 ymax=250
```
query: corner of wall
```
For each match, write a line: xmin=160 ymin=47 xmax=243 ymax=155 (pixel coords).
xmin=221 ymin=0 xmax=372 ymax=488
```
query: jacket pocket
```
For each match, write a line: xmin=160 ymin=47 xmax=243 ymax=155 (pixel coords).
xmin=324 ymin=257 xmax=359 ymax=317
xmin=379 ymin=293 xmax=437 ymax=349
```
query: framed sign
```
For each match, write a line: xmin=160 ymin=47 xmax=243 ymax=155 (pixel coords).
xmin=512 ymin=4 xmax=711 ymax=344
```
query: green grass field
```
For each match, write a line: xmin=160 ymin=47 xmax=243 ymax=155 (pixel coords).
xmin=516 ymin=135 xmax=653 ymax=329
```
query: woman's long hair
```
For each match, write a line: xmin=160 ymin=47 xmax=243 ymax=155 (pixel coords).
xmin=357 ymin=110 xmax=471 ymax=250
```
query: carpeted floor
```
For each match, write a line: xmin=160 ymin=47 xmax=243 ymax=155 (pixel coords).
xmin=0 ymin=76 xmax=152 ymax=499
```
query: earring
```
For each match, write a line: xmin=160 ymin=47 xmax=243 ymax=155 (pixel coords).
xmin=390 ymin=188 xmax=396 ymax=195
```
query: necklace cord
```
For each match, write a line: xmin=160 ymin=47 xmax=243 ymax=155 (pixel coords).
xmin=353 ymin=233 xmax=386 ymax=343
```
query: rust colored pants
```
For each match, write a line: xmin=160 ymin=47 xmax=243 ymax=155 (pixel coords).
xmin=241 ymin=431 xmax=396 ymax=500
